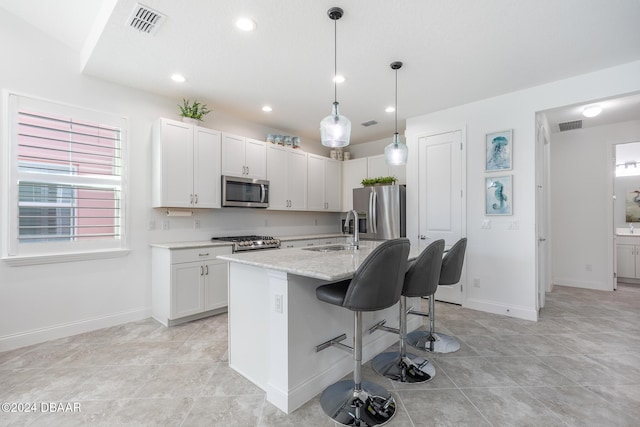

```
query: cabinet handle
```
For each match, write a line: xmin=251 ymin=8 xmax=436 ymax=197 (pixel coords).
xmin=194 ymin=194 xmax=198 ymax=204
xmin=205 ymin=265 xmax=209 ymax=275
xmin=200 ymin=266 xmax=204 ymax=276
xmin=190 ymin=194 xmax=194 ymax=204
xmin=246 ymin=166 xmax=250 ymax=175
xmin=198 ymin=253 xmax=209 ymax=257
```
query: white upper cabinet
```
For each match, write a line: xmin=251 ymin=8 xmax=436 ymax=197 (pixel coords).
xmin=152 ymin=118 xmax=221 ymax=208
xmin=221 ymin=133 xmax=267 ymax=179
xmin=342 ymin=158 xmax=368 ymax=211
xmin=367 ymin=154 xmax=407 ymax=185
xmin=267 ymin=145 xmax=307 ymax=210
xmin=307 ymin=154 xmax=342 ymax=212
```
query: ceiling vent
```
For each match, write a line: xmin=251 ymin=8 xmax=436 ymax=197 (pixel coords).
xmin=361 ymin=120 xmax=378 ymax=127
xmin=128 ymin=3 xmax=165 ymax=34
xmin=558 ymin=120 xmax=583 ymax=132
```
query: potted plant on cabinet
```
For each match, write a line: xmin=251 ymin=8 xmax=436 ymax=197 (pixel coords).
xmin=178 ymin=99 xmax=211 ymax=124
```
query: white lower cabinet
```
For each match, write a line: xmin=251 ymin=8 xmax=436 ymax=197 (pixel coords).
xmin=152 ymin=245 xmax=231 ymax=326
xmin=617 ymin=243 xmax=640 ymax=279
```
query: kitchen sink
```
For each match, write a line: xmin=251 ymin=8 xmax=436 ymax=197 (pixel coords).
xmin=302 ymin=244 xmax=357 ymax=252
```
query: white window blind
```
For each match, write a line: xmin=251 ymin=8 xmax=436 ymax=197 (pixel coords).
xmin=4 ymin=93 xmax=128 ymax=260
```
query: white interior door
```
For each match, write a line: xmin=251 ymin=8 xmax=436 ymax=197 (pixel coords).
xmin=535 ymin=121 xmax=550 ymax=309
xmin=418 ymin=130 xmax=465 ymax=304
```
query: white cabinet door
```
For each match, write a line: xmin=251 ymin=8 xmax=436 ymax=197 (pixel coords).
xmin=307 ymin=154 xmax=325 ymax=210
xmin=245 ymin=138 xmax=267 ymax=179
xmin=342 ymin=158 xmax=367 ymax=211
xmin=325 ymin=158 xmax=342 ymax=211
xmin=193 ymin=127 xmax=221 ymax=208
xmin=367 ymin=155 xmax=388 ymax=178
xmin=153 ymin=119 xmax=194 ymax=208
xmin=266 ymin=145 xmax=289 ymax=209
xmin=617 ymin=244 xmax=636 ymax=278
xmin=288 ymin=150 xmax=308 ymax=210
xmin=221 ymin=133 xmax=246 ymax=176
xmin=171 ymin=262 xmax=204 ymax=319
xmin=204 ymin=260 xmax=228 ymax=310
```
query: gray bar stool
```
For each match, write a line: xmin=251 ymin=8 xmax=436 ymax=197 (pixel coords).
xmin=369 ymin=239 xmax=444 ymax=383
xmin=315 ymin=238 xmax=410 ymax=427
xmin=407 ymin=237 xmax=467 ymax=353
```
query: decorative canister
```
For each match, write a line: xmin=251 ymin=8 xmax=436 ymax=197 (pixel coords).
xmin=274 ymin=135 xmax=283 ymax=145
xmin=292 ymin=136 xmax=300 ymax=148
xmin=266 ymin=134 xmax=275 ymax=143
xmin=343 ymin=151 xmax=351 ymax=160
xmin=337 ymin=150 xmax=343 ymax=161
xmin=330 ymin=149 xmax=337 ymax=160
xmin=284 ymin=136 xmax=293 ymax=147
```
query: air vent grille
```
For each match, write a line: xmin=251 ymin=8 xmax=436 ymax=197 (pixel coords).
xmin=361 ymin=120 xmax=378 ymax=127
xmin=558 ymin=120 xmax=583 ymax=132
xmin=128 ymin=3 xmax=165 ymax=34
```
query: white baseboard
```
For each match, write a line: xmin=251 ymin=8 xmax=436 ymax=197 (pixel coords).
xmin=464 ymin=298 xmax=537 ymax=321
xmin=0 ymin=307 xmax=152 ymax=352
xmin=553 ymin=277 xmax=612 ymax=291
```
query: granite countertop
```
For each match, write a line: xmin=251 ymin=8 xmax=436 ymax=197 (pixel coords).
xmin=150 ymin=233 xmax=349 ymax=250
xmin=218 ymin=240 xmax=425 ymax=282
xmin=149 ymin=241 xmax=234 ymax=249
xmin=278 ymin=233 xmax=348 ymax=242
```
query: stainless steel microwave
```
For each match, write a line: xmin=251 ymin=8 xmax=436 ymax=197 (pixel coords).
xmin=222 ymin=175 xmax=269 ymax=208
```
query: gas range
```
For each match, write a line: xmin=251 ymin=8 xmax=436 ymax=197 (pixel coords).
xmin=213 ymin=235 xmax=281 ymax=253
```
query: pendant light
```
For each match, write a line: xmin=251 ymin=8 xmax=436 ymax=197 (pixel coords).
xmin=320 ymin=7 xmax=351 ymax=148
xmin=384 ymin=61 xmax=408 ymax=165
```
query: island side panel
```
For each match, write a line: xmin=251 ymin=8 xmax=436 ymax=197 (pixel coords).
xmin=228 ymin=262 xmax=271 ymax=390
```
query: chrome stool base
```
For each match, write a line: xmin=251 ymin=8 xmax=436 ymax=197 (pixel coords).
xmin=407 ymin=331 xmax=460 ymax=354
xmin=319 ymin=379 xmax=396 ymax=427
xmin=371 ymin=351 xmax=435 ymax=383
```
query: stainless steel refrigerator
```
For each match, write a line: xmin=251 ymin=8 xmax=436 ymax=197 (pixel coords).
xmin=352 ymin=185 xmax=405 ymax=240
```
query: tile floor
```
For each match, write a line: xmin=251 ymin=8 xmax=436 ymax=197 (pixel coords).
xmin=1 ymin=283 xmax=640 ymax=426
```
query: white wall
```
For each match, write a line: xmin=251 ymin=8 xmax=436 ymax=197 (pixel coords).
xmin=0 ymin=9 xmax=339 ymax=351
xmin=551 ymin=120 xmax=640 ymax=290
xmin=405 ymin=61 xmax=640 ymax=320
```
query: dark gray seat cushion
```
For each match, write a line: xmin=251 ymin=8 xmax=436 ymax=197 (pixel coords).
xmin=403 ymin=239 xmax=445 ymax=298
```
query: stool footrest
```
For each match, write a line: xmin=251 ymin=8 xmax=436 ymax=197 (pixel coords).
xmin=407 ymin=307 xmax=430 ymax=318
xmin=368 ymin=319 xmax=398 ymax=335
xmin=315 ymin=333 xmax=349 ymax=353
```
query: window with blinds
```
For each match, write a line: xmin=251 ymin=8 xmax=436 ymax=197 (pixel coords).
xmin=5 ymin=93 xmax=128 ymax=259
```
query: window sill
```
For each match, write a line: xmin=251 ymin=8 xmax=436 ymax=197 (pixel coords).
xmin=2 ymin=249 xmax=130 ymax=267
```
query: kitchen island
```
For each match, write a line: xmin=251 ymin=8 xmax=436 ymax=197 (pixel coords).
xmin=218 ymin=240 xmax=427 ymax=414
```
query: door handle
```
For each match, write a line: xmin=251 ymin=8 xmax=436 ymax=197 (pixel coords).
xmin=419 ymin=235 xmax=427 ymax=240
xmin=538 ymin=238 xmax=546 ymax=242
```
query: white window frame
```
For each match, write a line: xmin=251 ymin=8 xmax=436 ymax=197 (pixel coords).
xmin=2 ymin=91 xmax=130 ymax=265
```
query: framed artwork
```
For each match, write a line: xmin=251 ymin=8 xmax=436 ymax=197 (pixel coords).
xmin=485 ymin=129 xmax=513 ymax=171
xmin=625 ymin=187 xmax=640 ymax=222
xmin=486 ymin=175 xmax=512 ymax=215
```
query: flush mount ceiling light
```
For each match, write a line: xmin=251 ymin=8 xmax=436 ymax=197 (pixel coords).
xmin=171 ymin=73 xmax=186 ymax=83
xmin=320 ymin=7 xmax=351 ymax=148
xmin=333 ymin=75 xmax=346 ymax=83
xmin=262 ymin=105 xmax=272 ymax=112
xmin=583 ymin=104 xmax=602 ymax=118
xmin=235 ymin=17 xmax=256 ymax=32
xmin=384 ymin=61 xmax=408 ymax=166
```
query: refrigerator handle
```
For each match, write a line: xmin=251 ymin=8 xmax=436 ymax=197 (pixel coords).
xmin=368 ymin=190 xmax=374 ymax=234
xmin=372 ymin=190 xmax=378 ymax=234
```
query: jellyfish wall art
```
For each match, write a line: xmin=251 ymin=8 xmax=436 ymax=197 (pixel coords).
xmin=486 ymin=129 xmax=512 ymax=171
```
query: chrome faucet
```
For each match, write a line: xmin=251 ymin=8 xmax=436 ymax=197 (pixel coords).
xmin=345 ymin=209 xmax=359 ymax=249
xmin=630 ymin=223 xmax=635 ymax=234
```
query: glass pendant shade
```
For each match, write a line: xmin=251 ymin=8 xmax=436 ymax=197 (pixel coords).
xmin=385 ymin=133 xmax=408 ymax=165
xmin=320 ymin=102 xmax=351 ymax=147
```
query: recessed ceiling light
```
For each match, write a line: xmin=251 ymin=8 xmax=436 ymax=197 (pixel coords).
xmin=171 ymin=73 xmax=186 ymax=83
xmin=385 ymin=106 xmax=395 ymax=113
xmin=262 ymin=105 xmax=272 ymax=112
xmin=235 ymin=17 xmax=256 ymax=32
xmin=333 ymin=75 xmax=346 ymax=83
xmin=583 ymin=104 xmax=602 ymax=118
